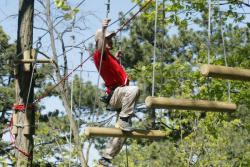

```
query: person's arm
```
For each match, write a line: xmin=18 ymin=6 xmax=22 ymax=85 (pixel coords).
xmin=96 ymin=19 xmax=110 ymax=51
xmin=114 ymin=50 xmax=122 ymax=61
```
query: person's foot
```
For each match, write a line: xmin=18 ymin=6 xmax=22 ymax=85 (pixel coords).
xmin=115 ymin=116 xmax=133 ymax=132
xmin=98 ymin=157 xmax=116 ymax=167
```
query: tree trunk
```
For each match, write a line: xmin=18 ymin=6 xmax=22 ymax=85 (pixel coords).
xmin=15 ymin=0 xmax=35 ymax=166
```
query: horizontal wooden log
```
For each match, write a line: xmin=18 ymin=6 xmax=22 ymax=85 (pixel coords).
xmin=200 ymin=64 xmax=250 ymax=81
xmin=85 ymin=127 xmax=168 ymax=139
xmin=145 ymin=96 xmax=237 ymax=112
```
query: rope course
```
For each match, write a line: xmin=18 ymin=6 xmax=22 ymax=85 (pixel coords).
xmin=7 ymin=0 xmax=155 ymax=159
xmin=6 ymin=0 xmax=249 ymax=164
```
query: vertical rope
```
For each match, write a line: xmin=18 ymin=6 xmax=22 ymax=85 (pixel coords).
xmin=126 ymin=142 xmax=129 ymax=167
xmin=159 ymin=0 xmax=166 ymax=126
xmin=24 ymin=39 xmax=41 ymax=112
xmin=79 ymin=51 xmax=83 ymax=110
xmin=152 ymin=0 xmax=158 ymax=96
xmin=206 ymin=0 xmax=212 ymax=101
xmin=207 ymin=0 xmax=211 ymax=64
xmin=77 ymin=50 xmax=83 ymax=164
xmin=119 ymin=30 xmax=122 ymax=65
xmin=219 ymin=10 xmax=231 ymax=102
xmin=93 ymin=0 xmax=111 ymax=120
xmin=69 ymin=79 xmax=73 ymax=167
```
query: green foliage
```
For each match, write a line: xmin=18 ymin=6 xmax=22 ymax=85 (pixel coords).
xmin=33 ymin=111 xmax=80 ymax=166
xmin=0 ymin=26 xmax=16 ymax=163
xmin=53 ymin=0 xmax=79 ymax=20
xmin=110 ymin=0 xmax=250 ymax=166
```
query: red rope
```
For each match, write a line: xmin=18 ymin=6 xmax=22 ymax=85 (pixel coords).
xmin=8 ymin=50 xmax=91 ymax=159
xmin=13 ymin=104 xmax=35 ymax=111
xmin=33 ymin=55 xmax=92 ymax=104
xmin=116 ymin=0 xmax=153 ymax=34
xmin=13 ymin=145 xmax=33 ymax=158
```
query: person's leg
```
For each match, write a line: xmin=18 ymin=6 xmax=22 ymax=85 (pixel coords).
xmin=110 ymin=86 xmax=139 ymax=131
xmin=99 ymin=137 xmax=126 ymax=166
xmin=99 ymin=112 xmax=126 ymax=166
xmin=102 ymin=137 xmax=126 ymax=159
xmin=109 ymin=86 xmax=140 ymax=114
xmin=119 ymin=86 xmax=140 ymax=117
xmin=99 ymin=86 xmax=139 ymax=165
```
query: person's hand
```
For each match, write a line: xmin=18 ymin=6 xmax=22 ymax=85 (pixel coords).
xmin=102 ymin=19 xmax=111 ymax=29
xmin=114 ymin=50 xmax=122 ymax=59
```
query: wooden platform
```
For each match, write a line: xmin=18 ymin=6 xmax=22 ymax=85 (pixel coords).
xmin=85 ymin=127 xmax=168 ymax=139
xmin=200 ymin=64 xmax=250 ymax=81
xmin=145 ymin=96 xmax=237 ymax=112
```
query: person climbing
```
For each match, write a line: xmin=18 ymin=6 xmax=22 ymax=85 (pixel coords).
xmin=93 ymin=19 xmax=140 ymax=167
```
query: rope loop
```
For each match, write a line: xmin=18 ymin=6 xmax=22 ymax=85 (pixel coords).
xmin=12 ymin=104 xmax=35 ymax=112
xmin=36 ymin=37 xmax=42 ymax=51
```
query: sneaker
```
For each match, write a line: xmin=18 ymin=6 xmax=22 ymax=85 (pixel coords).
xmin=98 ymin=157 xmax=116 ymax=167
xmin=115 ymin=117 xmax=133 ymax=132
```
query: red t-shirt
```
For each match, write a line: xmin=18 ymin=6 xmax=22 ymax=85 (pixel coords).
xmin=93 ymin=49 xmax=129 ymax=94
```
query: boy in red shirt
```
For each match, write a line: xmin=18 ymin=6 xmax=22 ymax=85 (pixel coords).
xmin=93 ymin=19 xmax=140 ymax=167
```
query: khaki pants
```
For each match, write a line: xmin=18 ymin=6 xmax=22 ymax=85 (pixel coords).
xmin=102 ymin=86 xmax=140 ymax=159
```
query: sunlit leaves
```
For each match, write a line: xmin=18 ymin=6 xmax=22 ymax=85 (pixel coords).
xmin=53 ymin=0 xmax=79 ymax=20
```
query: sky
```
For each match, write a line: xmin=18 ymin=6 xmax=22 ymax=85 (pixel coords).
xmin=0 ymin=0 xmax=137 ymax=166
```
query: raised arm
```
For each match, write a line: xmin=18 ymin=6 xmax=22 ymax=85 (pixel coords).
xmin=95 ymin=19 xmax=110 ymax=51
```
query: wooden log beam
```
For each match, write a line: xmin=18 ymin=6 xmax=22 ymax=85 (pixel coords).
xmin=145 ymin=96 xmax=237 ymax=112
xmin=85 ymin=127 xmax=168 ymax=139
xmin=200 ymin=64 xmax=250 ymax=81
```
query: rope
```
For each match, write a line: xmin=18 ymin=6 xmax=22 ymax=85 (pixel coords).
xmin=12 ymin=104 xmax=35 ymax=111
xmin=8 ymin=0 xmax=147 ymax=160
xmin=56 ymin=0 xmax=144 ymax=59
xmin=92 ymin=0 xmax=111 ymax=120
xmin=69 ymin=79 xmax=74 ymax=167
xmin=92 ymin=0 xmax=151 ymax=119
xmin=219 ymin=6 xmax=231 ymax=102
xmin=118 ymin=27 xmax=122 ymax=65
xmin=33 ymin=55 xmax=91 ymax=104
xmin=207 ymin=0 xmax=211 ymax=64
xmin=11 ymin=0 xmax=151 ymax=128
xmin=24 ymin=39 xmax=42 ymax=112
xmin=125 ymin=142 xmax=129 ymax=167
xmin=115 ymin=0 xmax=153 ymax=34
xmin=206 ymin=0 xmax=213 ymax=101
xmin=152 ymin=0 xmax=158 ymax=96
xmin=12 ymin=39 xmax=42 ymax=159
